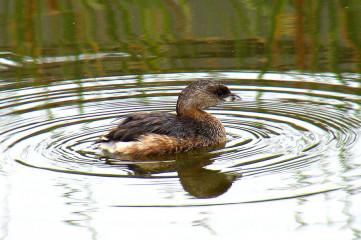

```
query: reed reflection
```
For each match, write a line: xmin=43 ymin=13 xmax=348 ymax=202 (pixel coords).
xmin=1 ymin=0 xmax=361 ymax=81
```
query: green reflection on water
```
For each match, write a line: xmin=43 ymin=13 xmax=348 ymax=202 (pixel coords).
xmin=0 ymin=0 xmax=360 ymax=82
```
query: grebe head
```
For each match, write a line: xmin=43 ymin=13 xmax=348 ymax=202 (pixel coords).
xmin=176 ymin=79 xmax=241 ymax=117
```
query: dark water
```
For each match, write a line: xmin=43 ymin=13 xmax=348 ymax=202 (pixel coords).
xmin=1 ymin=1 xmax=361 ymax=239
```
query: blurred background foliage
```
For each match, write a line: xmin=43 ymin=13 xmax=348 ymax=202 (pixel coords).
xmin=0 ymin=0 xmax=361 ymax=82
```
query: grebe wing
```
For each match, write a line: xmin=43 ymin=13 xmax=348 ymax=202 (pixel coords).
xmin=98 ymin=112 xmax=198 ymax=142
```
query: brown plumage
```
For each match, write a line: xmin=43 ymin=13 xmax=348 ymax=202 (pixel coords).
xmin=97 ymin=79 xmax=241 ymax=156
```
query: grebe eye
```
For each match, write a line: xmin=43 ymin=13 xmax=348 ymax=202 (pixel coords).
xmin=215 ymin=87 xmax=229 ymax=97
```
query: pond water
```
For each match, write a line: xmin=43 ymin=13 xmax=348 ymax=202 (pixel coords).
xmin=1 ymin=1 xmax=361 ymax=239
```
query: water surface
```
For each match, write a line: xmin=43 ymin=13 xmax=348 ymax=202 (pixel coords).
xmin=1 ymin=1 xmax=361 ymax=239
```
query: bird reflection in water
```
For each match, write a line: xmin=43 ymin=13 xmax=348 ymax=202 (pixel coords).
xmin=103 ymin=149 xmax=240 ymax=199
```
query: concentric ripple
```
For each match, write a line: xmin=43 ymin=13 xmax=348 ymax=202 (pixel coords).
xmin=1 ymin=71 xmax=361 ymax=202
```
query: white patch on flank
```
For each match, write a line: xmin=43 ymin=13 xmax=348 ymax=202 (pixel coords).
xmin=100 ymin=141 xmax=134 ymax=153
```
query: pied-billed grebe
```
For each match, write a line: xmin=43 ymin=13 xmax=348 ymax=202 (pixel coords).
xmin=97 ymin=79 xmax=241 ymax=156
